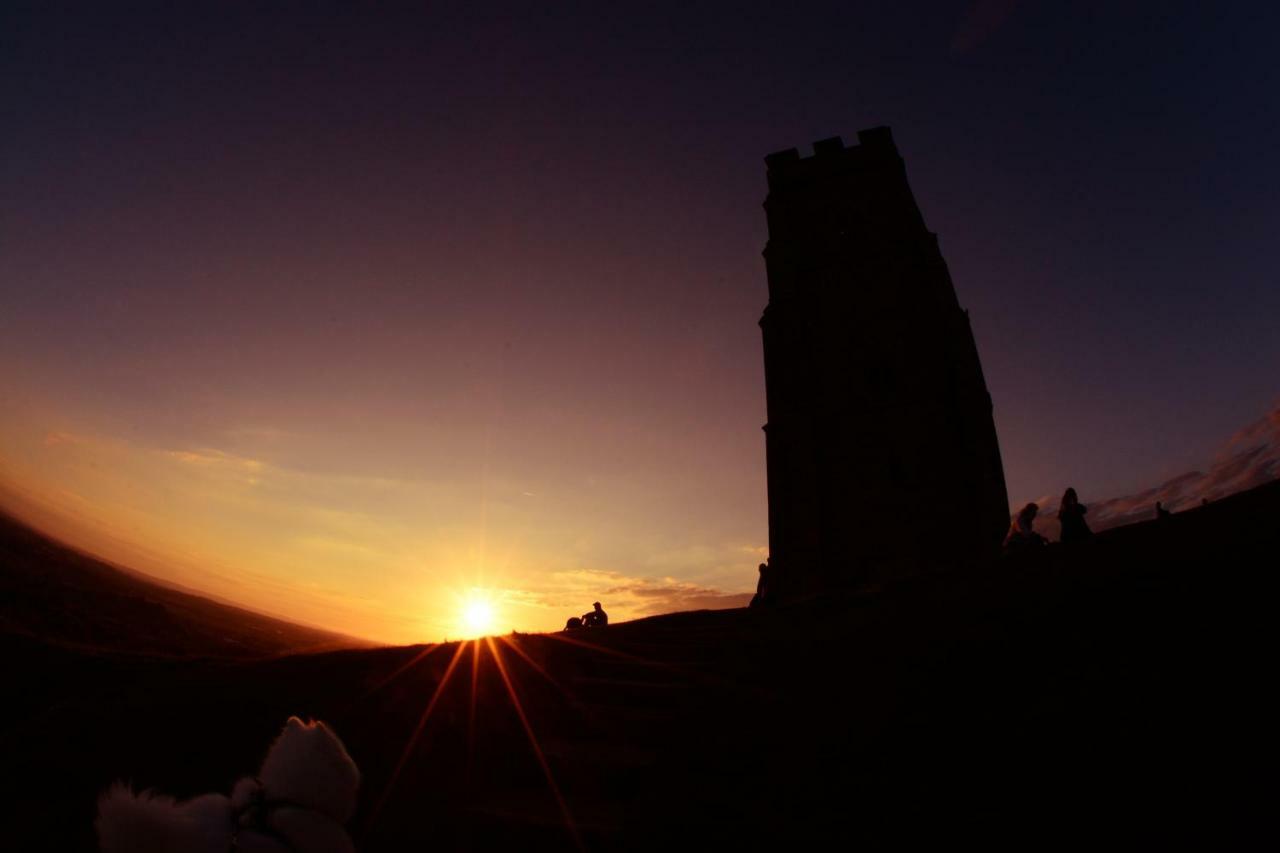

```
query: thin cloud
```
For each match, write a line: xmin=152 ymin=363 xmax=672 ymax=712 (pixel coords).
xmin=513 ymin=568 xmax=753 ymax=621
xmin=163 ymin=448 xmax=264 ymax=471
xmin=42 ymin=431 xmax=87 ymax=448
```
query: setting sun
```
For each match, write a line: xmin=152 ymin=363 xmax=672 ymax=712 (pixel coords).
xmin=459 ymin=593 xmax=499 ymax=638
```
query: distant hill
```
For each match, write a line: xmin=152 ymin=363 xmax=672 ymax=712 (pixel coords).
xmin=0 ymin=511 xmax=372 ymax=657
xmin=1033 ymin=403 xmax=1279 ymax=538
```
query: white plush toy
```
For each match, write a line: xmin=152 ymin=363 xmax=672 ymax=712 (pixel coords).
xmin=97 ymin=716 xmax=360 ymax=853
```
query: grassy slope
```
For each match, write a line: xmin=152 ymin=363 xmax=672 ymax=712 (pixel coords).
xmin=2 ymin=480 xmax=1276 ymax=850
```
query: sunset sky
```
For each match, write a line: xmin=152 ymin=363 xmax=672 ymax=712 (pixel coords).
xmin=2 ymin=3 xmax=1277 ymax=642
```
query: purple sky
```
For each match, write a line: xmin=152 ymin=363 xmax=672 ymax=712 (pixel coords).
xmin=1 ymin=3 xmax=1277 ymax=640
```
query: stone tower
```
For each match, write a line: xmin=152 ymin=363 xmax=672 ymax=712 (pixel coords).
xmin=759 ymin=126 xmax=1009 ymax=598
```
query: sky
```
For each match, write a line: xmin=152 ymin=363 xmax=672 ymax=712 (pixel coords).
xmin=2 ymin=2 xmax=1277 ymax=642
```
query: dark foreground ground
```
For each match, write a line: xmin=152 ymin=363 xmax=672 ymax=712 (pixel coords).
xmin=2 ymin=481 xmax=1277 ymax=851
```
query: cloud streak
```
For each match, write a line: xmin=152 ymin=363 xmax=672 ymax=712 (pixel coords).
xmin=490 ymin=568 xmax=752 ymax=627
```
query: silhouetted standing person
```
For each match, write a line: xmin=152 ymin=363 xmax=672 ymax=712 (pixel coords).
xmin=1057 ymin=487 xmax=1092 ymax=543
xmin=1003 ymin=502 xmax=1046 ymax=551
xmin=582 ymin=601 xmax=608 ymax=628
xmin=750 ymin=561 xmax=771 ymax=608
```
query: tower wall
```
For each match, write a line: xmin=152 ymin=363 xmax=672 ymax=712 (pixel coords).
xmin=760 ymin=127 xmax=1009 ymax=596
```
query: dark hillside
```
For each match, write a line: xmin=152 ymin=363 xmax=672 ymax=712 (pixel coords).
xmin=0 ymin=512 xmax=369 ymax=657
xmin=2 ymin=480 xmax=1276 ymax=850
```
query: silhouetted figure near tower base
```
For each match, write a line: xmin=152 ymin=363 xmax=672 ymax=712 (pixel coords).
xmin=1004 ymin=503 xmax=1046 ymax=552
xmin=750 ymin=561 xmax=773 ymax=608
xmin=1057 ymin=487 xmax=1093 ymax=543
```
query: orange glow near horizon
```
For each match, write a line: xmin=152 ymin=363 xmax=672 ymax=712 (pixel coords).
xmin=0 ymin=392 xmax=760 ymax=644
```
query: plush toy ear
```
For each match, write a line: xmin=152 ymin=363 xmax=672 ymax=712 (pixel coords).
xmin=286 ymin=716 xmax=306 ymax=729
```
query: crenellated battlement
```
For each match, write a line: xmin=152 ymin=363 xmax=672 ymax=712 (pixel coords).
xmin=764 ymin=126 xmax=899 ymax=188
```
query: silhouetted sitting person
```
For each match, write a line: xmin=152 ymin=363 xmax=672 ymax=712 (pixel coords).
xmin=563 ymin=616 xmax=583 ymax=631
xmin=1057 ymin=487 xmax=1092 ymax=543
xmin=1003 ymin=502 xmax=1046 ymax=552
xmin=581 ymin=601 xmax=608 ymax=628
xmin=749 ymin=561 xmax=772 ymax=608
xmin=1156 ymin=501 xmax=1172 ymax=520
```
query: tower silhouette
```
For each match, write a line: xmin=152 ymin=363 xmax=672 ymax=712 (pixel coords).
xmin=759 ymin=127 xmax=1009 ymax=597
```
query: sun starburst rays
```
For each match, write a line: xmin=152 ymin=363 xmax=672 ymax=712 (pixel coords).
xmin=365 ymin=632 xmax=589 ymax=849
xmin=485 ymin=636 xmax=584 ymax=851
xmin=371 ymin=639 xmax=469 ymax=820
